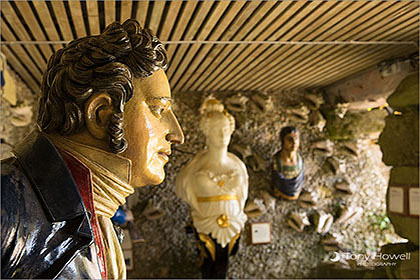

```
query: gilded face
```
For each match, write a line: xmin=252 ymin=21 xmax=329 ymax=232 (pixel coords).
xmin=282 ymin=132 xmax=300 ymax=152
xmin=121 ymin=70 xmax=184 ymax=187
xmin=206 ymin=114 xmax=232 ymax=149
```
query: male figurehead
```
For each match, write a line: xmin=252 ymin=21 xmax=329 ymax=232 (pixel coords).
xmin=1 ymin=19 xmax=183 ymax=279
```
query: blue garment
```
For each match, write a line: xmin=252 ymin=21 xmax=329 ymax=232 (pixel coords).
xmin=272 ymin=152 xmax=304 ymax=199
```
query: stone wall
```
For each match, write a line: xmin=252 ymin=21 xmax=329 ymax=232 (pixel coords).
xmin=0 ymin=67 xmax=404 ymax=279
xmin=1 ymin=67 xmax=38 ymax=159
xmin=128 ymin=90 xmax=402 ymax=278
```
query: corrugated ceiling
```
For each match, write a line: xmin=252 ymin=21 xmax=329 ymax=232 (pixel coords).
xmin=1 ymin=0 xmax=419 ymax=95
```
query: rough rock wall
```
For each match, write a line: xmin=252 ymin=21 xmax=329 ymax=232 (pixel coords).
xmin=0 ymin=68 xmax=402 ymax=279
xmin=1 ymin=68 xmax=38 ymax=159
xmin=128 ymin=90 xmax=401 ymax=279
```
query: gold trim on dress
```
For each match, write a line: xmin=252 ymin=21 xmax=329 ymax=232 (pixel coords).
xmin=217 ymin=214 xmax=230 ymax=228
xmin=197 ymin=194 xmax=238 ymax=202
xmin=273 ymin=188 xmax=300 ymax=200
xmin=198 ymin=233 xmax=216 ymax=261
xmin=228 ymin=233 xmax=240 ymax=255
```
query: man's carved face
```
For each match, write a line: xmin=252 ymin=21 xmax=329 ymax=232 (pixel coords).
xmin=121 ymin=69 xmax=184 ymax=187
xmin=283 ymin=132 xmax=300 ymax=153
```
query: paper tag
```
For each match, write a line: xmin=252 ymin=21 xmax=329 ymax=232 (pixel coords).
xmin=409 ymin=188 xmax=420 ymax=216
xmin=389 ymin=187 xmax=404 ymax=214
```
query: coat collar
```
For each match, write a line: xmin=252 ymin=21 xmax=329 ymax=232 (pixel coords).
xmin=12 ymin=130 xmax=91 ymax=238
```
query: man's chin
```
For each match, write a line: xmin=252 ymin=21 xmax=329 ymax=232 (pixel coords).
xmin=131 ymin=171 xmax=165 ymax=187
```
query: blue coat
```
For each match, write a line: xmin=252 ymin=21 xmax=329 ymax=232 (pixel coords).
xmin=1 ymin=131 xmax=103 ymax=279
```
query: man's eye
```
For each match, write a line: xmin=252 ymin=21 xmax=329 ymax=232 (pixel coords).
xmin=150 ymin=106 xmax=164 ymax=118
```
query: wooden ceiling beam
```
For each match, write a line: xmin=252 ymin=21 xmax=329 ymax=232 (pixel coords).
xmin=170 ymin=1 xmax=232 ymax=89
xmin=288 ymin=45 xmax=415 ymax=90
xmin=192 ymin=1 xmax=317 ymax=91
xmin=32 ymin=1 xmax=63 ymax=52
xmin=166 ymin=1 xmax=215 ymax=80
xmin=183 ymin=0 xmax=268 ymax=91
xmin=226 ymin=1 xmax=413 ymax=92
xmin=13 ymin=1 xmax=54 ymax=62
xmin=174 ymin=0 xmax=247 ymax=91
xmin=1 ymin=1 xmax=47 ymax=72
xmin=284 ymin=32 xmax=418 ymax=90
xmin=86 ymin=0 xmax=100 ymax=35
xmin=1 ymin=22 xmax=43 ymax=83
xmin=248 ymin=14 xmax=419 ymax=91
xmin=220 ymin=1 xmax=394 ymax=91
xmin=104 ymin=0 xmax=116 ymax=26
xmin=68 ymin=1 xmax=87 ymax=38
xmin=50 ymin=1 xmax=74 ymax=41
xmin=120 ymin=0 xmax=133 ymax=23
xmin=2 ymin=45 xmax=40 ymax=94
xmin=148 ymin=1 xmax=166 ymax=35
xmin=159 ymin=1 xmax=183 ymax=42
xmin=212 ymin=1 xmax=349 ymax=92
xmin=135 ymin=0 xmax=149 ymax=28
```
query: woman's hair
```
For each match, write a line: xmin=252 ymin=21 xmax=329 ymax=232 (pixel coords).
xmin=280 ymin=126 xmax=299 ymax=143
xmin=37 ymin=19 xmax=167 ymax=153
xmin=199 ymin=98 xmax=235 ymax=136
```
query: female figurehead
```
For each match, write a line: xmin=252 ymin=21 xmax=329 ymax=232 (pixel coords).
xmin=272 ymin=126 xmax=304 ymax=200
xmin=175 ymin=98 xmax=248 ymax=279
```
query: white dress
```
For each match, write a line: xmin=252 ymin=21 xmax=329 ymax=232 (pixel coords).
xmin=175 ymin=151 xmax=248 ymax=248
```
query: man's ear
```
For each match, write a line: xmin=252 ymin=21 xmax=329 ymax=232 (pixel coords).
xmin=85 ymin=93 xmax=114 ymax=140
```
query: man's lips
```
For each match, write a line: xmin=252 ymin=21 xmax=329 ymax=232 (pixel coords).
xmin=158 ymin=150 xmax=171 ymax=161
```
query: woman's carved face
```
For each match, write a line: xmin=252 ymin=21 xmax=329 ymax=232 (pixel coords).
xmin=206 ymin=114 xmax=232 ymax=149
xmin=282 ymin=132 xmax=300 ymax=152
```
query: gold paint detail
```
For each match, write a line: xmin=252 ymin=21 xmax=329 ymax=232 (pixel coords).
xmin=198 ymin=233 xmax=216 ymax=261
xmin=273 ymin=188 xmax=300 ymax=200
xmin=228 ymin=233 xmax=240 ymax=256
xmin=217 ymin=214 xmax=230 ymax=228
xmin=197 ymin=194 xmax=238 ymax=203
xmin=217 ymin=180 xmax=225 ymax=187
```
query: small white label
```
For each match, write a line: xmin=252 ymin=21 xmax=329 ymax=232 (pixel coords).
xmin=251 ymin=223 xmax=271 ymax=244
xmin=409 ymin=188 xmax=420 ymax=216
xmin=389 ymin=187 xmax=404 ymax=214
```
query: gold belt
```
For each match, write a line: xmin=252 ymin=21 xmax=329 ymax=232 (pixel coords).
xmin=197 ymin=194 xmax=238 ymax=202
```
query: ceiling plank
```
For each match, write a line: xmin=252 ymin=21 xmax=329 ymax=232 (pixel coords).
xmin=285 ymin=44 xmax=416 ymax=90
xmin=166 ymin=1 xmax=215 ymax=80
xmin=120 ymin=0 xmax=133 ymax=23
xmin=193 ymin=1 xmax=315 ymax=91
xmin=2 ymin=45 xmax=40 ymax=94
xmin=86 ymin=0 xmax=100 ymax=35
xmin=158 ymin=0 xmax=183 ymax=41
xmin=218 ymin=1 xmax=376 ymax=91
xmin=208 ymin=1 xmax=338 ymax=91
xmin=279 ymin=30 xmax=419 ymax=89
xmin=148 ymin=0 xmax=166 ymax=35
xmin=105 ymin=0 xmax=116 ymax=26
xmin=68 ymin=1 xmax=87 ymax=38
xmin=13 ymin=1 xmax=54 ymax=62
xmin=170 ymin=1 xmax=232 ymax=89
xmin=225 ymin=1 xmax=409 ymax=92
xmin=1 ymin=1 xmax=47 ymax=71
xmin=178 ymin=0 xmax=263 ymax=90
xmin=50 ymin=1 xmax=74 ymax=41
xmin=246 ymin=4 xmax=418 ymax=91
xmin=1 ymin=22 xmax=43 ymax=82
xmin=135 ymin=0 xmax=149 ymax=28
xmin=165 ymin=1 xmax=198 ymax=63
xmin=32 ymin=1 xmax=63 ymax=51
xmin=175 ymin=0 xmax=247 ymax=90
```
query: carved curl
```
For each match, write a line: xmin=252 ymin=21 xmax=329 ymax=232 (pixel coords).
xmin=199 ymin=98 xmax=235 ymax=137
xmin=37 ymin=19 xmax=168 ymax=153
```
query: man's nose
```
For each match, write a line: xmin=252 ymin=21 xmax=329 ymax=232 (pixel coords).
xmin=166 ymin=111 xmax=184 ymax=144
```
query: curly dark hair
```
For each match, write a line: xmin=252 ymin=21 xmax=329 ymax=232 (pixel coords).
xmin=38 ymin=19 xmax=168 ymax=153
